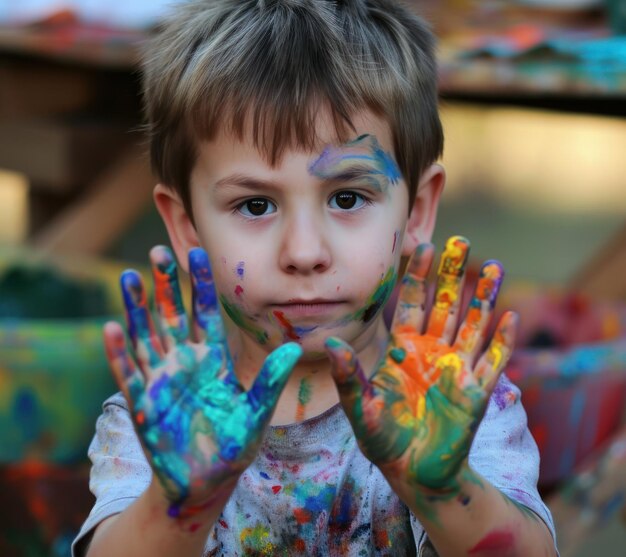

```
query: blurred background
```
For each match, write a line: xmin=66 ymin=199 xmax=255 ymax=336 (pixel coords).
xmin=0 ymin=0 xmax=625 ymax=555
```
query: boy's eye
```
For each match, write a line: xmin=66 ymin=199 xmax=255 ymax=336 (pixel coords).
xmin=329 ymin=191 xmax=366 ymax=211
xmin=238 ymin=198 xmax=277 ymax=217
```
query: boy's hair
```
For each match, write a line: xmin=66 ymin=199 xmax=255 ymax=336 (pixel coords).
xmin=142 ymin=0 xmax=443 ymax=218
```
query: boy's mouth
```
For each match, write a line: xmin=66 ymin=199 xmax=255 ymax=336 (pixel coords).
xmin=270 ymin=299 xmax=345 ymax=318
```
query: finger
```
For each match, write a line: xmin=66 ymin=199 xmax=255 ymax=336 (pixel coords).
xmin=120 ymin=269 xmax=164 ymax=370
xmin=150 ymin=245 xmax=189 ymax=350
xmin=189 ymin=247 xmax=225 ymax=345
xmin=325 ymin=337 xmax=378 ymax=431
xmin=390 ymin=242 xmax=434 ymax=333
xmin=103 ymin=321 xmax=145 ymax=411
xmin=426 ymin=235 xmax=470 ymax=343
xmin=474 ymin=311 xmax=518 ymax=395
xmin=247 ymin=342 xmax=302 ymax=416
xmin=453 ymin=260 xmax=504 ymax=362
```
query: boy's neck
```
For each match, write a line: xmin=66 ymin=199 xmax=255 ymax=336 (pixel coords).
xmin=231 ymin=320 xmax=390 ymax=426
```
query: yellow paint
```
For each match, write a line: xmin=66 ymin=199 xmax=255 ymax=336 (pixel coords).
xmin=240 ymin=524 xmax=275 ymax=556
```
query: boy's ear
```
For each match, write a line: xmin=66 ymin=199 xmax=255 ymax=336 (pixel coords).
xmin=401 ymin=163 xmax=445 ymax=256
xmin=153 ymin=184 xmax=199 ymax=273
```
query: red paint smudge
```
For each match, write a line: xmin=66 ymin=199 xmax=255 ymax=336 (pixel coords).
xmin=468 ymin=530 xmax=515 ymax=555
xmin=189 ymin=522 xmax=201 ymax=532
xmin=273 ymin=310 xmax=300 ymax=340
xmin=294 ymin=508 xmax=311 ymax=524
xmin=374 ymin=529 xmax=390 ymax=548
xmin=295 ymin=538 xmax=306 ymax=551
xmin=218 ymin=519 xmax=228 ymax=529
xmin=272 ymin=485 xmax=281 ymax=494
xmin=234 ymin=285 xmax=244 ymax=296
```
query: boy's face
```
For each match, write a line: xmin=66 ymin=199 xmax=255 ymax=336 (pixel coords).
xmin=161 ymin=110 xmax=441 ymax=358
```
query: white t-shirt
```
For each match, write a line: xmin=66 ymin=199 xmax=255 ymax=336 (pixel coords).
xmin=72 ymin=374 xmax=556 ymax=556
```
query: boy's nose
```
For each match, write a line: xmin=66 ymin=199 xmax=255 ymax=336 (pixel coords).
xmin=279 ymin=213 xmax=331 ymax=274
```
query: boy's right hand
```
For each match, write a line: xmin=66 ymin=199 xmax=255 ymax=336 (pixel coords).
xmin=103 ymin=246 xmax=301 ymax=520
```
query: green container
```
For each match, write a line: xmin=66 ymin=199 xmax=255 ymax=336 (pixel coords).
xmin=0 ymin=248 xmax=138 ymax=464
xmin=0 ymin=318 xmax=118 ymax=464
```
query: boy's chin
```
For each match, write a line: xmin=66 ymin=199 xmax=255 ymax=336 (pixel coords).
xmin=268 ymin=320 xmax=383 ymax=360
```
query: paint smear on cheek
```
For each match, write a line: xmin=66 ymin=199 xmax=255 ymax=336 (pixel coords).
xmin=392 ymin=231 xmax=399 ymax=254
xmin=235 ymin=285 xmax=244 ymax=297
xmin=353 ymin=267 xmax=397 ymax=324
xmin=468 ymin=529 xmax=515 ymax=556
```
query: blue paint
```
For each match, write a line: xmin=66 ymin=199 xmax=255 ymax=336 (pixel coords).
xmin=305 ymin=485 xmax=336 ymax=513
xmin=236 ymin=262 xmax=245 ymax=279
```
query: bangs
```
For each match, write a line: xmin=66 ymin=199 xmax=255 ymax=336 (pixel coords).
xmin=178 ymin=1 xmax=384 ymax=165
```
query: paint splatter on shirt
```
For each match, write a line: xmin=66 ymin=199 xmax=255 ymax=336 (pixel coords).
xmin=72 ymin=374 xmax=555 ymax=556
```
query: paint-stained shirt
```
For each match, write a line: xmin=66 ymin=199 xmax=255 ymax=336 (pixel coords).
xmin=72 ymin=374 xmax=556 ymax=556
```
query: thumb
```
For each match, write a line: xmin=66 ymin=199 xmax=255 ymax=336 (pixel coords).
xmin=247 ymin=342 xmax=302 ymax=415
xmin=325 ymin=337 xmax=374 ymax=426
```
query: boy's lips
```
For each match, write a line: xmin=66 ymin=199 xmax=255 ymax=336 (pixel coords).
xmin=270 ymin=299 xmax=346 ymax=318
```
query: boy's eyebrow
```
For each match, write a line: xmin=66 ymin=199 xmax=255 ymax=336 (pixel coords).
xmin=214 ymin=174 xmax=282 ymax=190
xmin=213 ymin=166 xmax=383 ymax=190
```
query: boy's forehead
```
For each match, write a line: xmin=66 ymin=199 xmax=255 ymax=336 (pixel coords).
xmin=211 ymin=108 xmax=395 ymax=161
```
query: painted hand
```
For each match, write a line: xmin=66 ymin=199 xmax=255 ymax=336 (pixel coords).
xmin=103 ymin=246 xmax=301 ymax=518
xmin=325 ymin=236 xmax=517 ymax=495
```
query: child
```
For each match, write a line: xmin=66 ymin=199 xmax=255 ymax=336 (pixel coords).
xmin=73 ymin=0 xmax=558 ymax=555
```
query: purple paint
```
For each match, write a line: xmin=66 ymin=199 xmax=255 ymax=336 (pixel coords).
xmin=236 ymin=262 xmax=245 ymax=279
xmin=392 ymin=231 xmax=399 ymax=254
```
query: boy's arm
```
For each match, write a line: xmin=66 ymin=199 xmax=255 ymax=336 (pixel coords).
xmin=82 ymin=246 xmax=301 ymax=557
xmin=392 ymin=466 xmax=556 ymax=556
xmin=86 ymin=478 xmax=228 ymax=557
xmin=326 ymin=237 xmax=557 ymax=556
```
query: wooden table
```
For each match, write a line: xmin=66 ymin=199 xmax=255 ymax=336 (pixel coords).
xmin=0 ymin=21 xmax=154 ymax=254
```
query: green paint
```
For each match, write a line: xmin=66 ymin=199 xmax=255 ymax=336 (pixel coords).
xmin=352 ymin=267 xmax=397 ymax=324
xmin=297 ymin=377 xmax=312 ymax=407
xmin=389 ymin=347 xmax=406 ymax=363
xmin=219 ymin=295 xmax=269 ymax=344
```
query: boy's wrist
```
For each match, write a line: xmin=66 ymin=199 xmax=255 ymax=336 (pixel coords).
xmin=146 ymin=475 xmax=237 ymax=529
xmin=382 ymin=461 xmax=474 ymax=513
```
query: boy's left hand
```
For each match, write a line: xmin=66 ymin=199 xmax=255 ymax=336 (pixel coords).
xmin=326 ymin=236 xmax=518 ymax=497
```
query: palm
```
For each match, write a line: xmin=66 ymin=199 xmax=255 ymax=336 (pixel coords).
xmin=327 ymin=237 xmax=517 ymax=493
xmin=104 ymin=246 xmax=300 ymax=517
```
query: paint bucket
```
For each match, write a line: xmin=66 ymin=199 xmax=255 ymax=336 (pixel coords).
xmin=499 ymin=283 xmax=626 ymax=490
xmin=508 ymin=340 xmax=626 ymax=489
xmin=0 ymin=248 xmax=140 ymax=464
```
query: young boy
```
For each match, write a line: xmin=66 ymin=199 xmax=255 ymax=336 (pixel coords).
xmin=73 ymin=0 xmax=558 ymax=555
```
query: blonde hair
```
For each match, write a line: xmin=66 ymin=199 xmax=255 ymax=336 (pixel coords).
xmin=142 ymin=0 xmax=443 ymax=217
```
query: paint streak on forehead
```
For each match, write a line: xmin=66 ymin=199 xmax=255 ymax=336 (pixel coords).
xmin=308 ymin=134 xmax=401 ymax=194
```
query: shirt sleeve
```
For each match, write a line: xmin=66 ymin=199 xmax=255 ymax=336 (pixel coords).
xmin=412 ymin=373 xmax=558 ymax=554
xmin=71 ymin=392 xmax=152 ymax=557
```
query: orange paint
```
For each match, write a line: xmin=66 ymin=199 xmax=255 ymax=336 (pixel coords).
xmin=392 ymin=326 xmax=455 ymax=397
xmin=153 ymin=267 xmax=179 ymax=320
xmin=294 ymin=507 xmax=311 ymax=524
